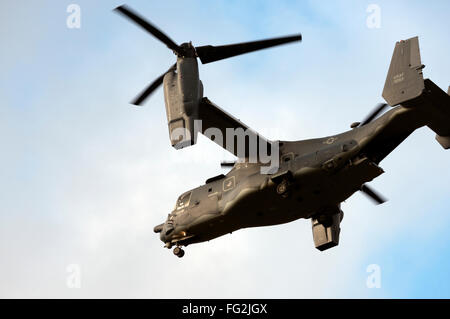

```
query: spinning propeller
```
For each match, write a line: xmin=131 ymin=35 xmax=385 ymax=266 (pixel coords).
xmin=352 ymin=103 xmax=390 ymax=128
xmin=114 ymin=5 xmax=302 ymax=105
xmin=352 ymin=103 xmax=390 ymax=205
xmin=358 ymin=103 xmax=389 ymax=127
xmin=220 ymin=161 xmax=237 ymax=168
xmin=360 ymin=184 xmax=387 ymax=205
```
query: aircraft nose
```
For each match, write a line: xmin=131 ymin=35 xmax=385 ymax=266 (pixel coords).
xmin=153 ymin=223 xmax=164 ymax=233
xmin=159 ymin=231 xmax=166 ymax=243
xmin=154 ymin=223 xmax=167 ymax=242
xmin=156 ymin=220 xmax=175 ymax=243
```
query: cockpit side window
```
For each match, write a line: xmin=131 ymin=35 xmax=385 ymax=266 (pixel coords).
xmin=176 ymin=192 xmax=192 ymax=210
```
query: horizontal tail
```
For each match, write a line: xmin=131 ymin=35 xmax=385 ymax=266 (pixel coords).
xmin=427 ymin=82 xmax=450 ymax=149
xmin=382 ymin=36 xmax=450 ymax=149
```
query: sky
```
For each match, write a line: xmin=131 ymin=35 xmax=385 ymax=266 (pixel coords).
xmin=0 ymin=0 xmax=449 ymax=298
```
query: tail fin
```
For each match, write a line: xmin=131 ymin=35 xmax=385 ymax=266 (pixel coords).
xmin=383 ymin=36 xmax=450 ymax=149
xmin=382 ymin=36 xmax=425 ymax=106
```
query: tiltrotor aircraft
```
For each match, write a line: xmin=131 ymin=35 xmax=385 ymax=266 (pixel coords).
xmin=115 ymin=5 xmax=449 ymax=257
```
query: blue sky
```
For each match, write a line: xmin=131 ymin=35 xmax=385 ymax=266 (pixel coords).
xmin=0 ymin=0 xmax=449 ymax=298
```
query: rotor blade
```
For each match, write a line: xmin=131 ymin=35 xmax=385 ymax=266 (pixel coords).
xmin=220 ymin=161 xmax=236 ymax=168
xmin=360 ymin=184 xmax=387 ymax=205
xmin=114 ymin=5 xmax=183 ymax=55
xmin=359 ymin=103 xmax=389 ymax=127
xmin=195 ymin=34 xmax=302 ymax=64
xmin=131 ymin=64 xmax=176 ymax=106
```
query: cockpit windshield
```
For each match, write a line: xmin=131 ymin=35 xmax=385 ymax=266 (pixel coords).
xmin=175 ymin=191 xmax=191 ymax=210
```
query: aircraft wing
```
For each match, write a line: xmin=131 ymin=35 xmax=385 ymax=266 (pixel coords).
xmin=198 ymin=97 xmax=273 ymax=159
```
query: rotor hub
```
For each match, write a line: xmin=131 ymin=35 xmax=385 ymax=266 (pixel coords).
xmin=178 ymin=42 xmax=197 ymax=58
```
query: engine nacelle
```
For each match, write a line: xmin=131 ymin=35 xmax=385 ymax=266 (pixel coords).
xmin=163 ymin=56 xmax=203 ymax=149
xmin=311 ymin=210 xmax=343 ymax=251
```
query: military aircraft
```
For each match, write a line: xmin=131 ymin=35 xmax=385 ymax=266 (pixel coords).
xmin=114 ymin=5 xmax=449 ymax=258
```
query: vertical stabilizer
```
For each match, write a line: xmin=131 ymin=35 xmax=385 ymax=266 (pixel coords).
xmin=382 ymin=36 xmax=425 ymax=106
